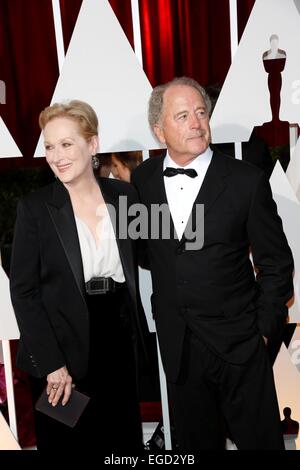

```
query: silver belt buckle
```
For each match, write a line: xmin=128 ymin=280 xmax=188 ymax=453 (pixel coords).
xmin=86 ymin=277 xmax=109 ymax=295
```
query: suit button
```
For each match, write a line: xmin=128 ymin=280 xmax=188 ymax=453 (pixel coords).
xmin=178 ymin=280 xmax=188 ymax=285
xmin=177 ymin=248 xmax=185 ymax=254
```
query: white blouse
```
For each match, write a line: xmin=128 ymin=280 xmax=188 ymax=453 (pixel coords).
xmin=75 ymin=206 xmax=125 ymax=284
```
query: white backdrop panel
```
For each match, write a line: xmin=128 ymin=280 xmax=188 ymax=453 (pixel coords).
xmin=34 ymin=0 xmax=162 ymax=157
xmin=0 ymin=411 xmax=20 ymax=450
xmin=286 ymin=136 xmax=300 ymax=201
xmin=0 ymin=266 xmax=20 ymax=340
xmin=0 ymin=117 xmax=22 ymax=158
xmin=274 ymin=338 xmax=300 ymax=450
xmin=210 ymin=0 xmax=300 ymax=144
xmin=270 ymin=162 xmax=300 ymax=322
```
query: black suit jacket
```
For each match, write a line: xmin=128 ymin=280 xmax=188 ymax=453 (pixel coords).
xmin=211 ymin=131 xmax=274 ymax=178
xmin=132 ymin=150 xmax=294 ymax=383
xmin=10 ymin=177 xmax=147 ymax=380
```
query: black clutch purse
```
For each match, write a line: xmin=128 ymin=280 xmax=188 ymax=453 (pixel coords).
xmin=35 ymin=388 xmax=90 ymax=428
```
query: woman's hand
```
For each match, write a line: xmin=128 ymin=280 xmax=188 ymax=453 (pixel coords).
xmin=46 ymin=366 xmax=73 ymax=406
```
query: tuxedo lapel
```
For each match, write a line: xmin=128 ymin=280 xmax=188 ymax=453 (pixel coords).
xmin=145 ymin=157 xmax=168 ymax=205
xmin=46 ymin=181 xmax=86 ymax=300
xmin=179 ymin=150 xmax=229 ymax=247
xmin=144 ymin=157 xmax=178 ymax=245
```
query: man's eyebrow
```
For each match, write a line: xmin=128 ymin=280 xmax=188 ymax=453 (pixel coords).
xmin=174 ymin=110 xmax=188 ymax=118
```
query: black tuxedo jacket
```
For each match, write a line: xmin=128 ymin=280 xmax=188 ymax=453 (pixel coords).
xmin=10 ymin=177 xmax=147 ymax=380
xmin=132 ymin=150 xmax=294 ymax=383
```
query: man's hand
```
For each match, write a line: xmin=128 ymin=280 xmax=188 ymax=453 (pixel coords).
xmin=46 ymin=366 xmax=73 ymax=407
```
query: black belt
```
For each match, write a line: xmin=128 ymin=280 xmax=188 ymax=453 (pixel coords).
xmin=85 ymin=277 xmax=125 ymax=295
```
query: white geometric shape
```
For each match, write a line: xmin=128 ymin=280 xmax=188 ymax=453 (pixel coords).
xmin=51 ymin=0 xmax=65 ymax=72
xmin=271 ymin=160 xmax=299 ymax=203
xmin=270 ymin=162 xmax=300 ymax=322
xmin=0 ymin=411 xmax=21 ymax=450
xmin=210 ymin=0 xmax=300 ymax=144
xmin=0 ymin=266 xmax=20 ymax=340
xmin=280 ymin=2 xmax=300 ymax=124
xmin=286 ymin=136 xmax=300 ymax=202
xmin=2 ymin=340 xmax=18 ymax=441
xmin=288 ymin=326 xmax=300 ymax=374
xmin=130 ymin=0 xmax=143 ymax=68
xmin=139 ymin=267 xmax=155 ymax=333
xmin=0 ymin=117 xmax=22 ymax=158
xmin=34 ymin=0 xmax=162 ymax=157
xmin=274 ymin=339 xmax=300 ymax=450
xmin=294 ymin=0 xmax=300 ymax=15
xmin=229 ymin=0 xmax=239 ymax=59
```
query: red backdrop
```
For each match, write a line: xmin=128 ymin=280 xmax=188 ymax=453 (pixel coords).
xmin=0 ymin=0 xmax=293 ymax=171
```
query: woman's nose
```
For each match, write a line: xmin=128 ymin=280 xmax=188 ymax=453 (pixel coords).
xmin=53 ymin=146 xmax=63 ymax=162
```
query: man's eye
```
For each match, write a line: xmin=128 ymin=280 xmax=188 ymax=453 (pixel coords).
xmin=197 ymin=110 xmax=207 ymax=119
xmin=62 ymin=142 xmax=71 ymax=147
xmin=45 ymin=145 xmax=53 ymax=151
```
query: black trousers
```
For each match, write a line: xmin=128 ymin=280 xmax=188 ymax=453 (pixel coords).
xmin=30 ymin=285 xmax=143 ymax=454
xmin=167 ymin=329 xmax=284 ymax=451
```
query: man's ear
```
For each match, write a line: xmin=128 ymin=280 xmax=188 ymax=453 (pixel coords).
xmin=153 ymin=124 xmax=166 ymax=144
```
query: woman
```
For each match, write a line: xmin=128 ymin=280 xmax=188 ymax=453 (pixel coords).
xmin=10 ymin=100 xmax=146 ymax=453
xmin=111 ymin=151 xmax=143 ymax=182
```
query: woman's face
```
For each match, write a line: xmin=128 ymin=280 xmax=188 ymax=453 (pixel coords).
xmin=43 ymin=117 xmax=98 ymax=185
xmin=111 ymin=155 xmax=131 ymax=182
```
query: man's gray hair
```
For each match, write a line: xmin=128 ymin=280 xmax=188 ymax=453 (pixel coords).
xmin=148 ymin=76 xmax=212 ymax=129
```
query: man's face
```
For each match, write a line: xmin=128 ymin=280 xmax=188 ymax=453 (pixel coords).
xmin=154 ymin=84 xmax=211 ymax=163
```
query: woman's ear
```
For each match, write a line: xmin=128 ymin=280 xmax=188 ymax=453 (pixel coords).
xmin=90 ymin=135 xmax=99 ymax=155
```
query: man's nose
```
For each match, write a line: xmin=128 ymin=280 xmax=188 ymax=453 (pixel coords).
xmin=189 ymin=114 xmax=201 ymax=128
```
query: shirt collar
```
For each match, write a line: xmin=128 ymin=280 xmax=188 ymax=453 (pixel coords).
xmin=164 ymin=146 xmax=213 ymax=171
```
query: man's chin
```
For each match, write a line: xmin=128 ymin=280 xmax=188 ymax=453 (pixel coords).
xmin=189 ymin=142 xmax=209 ymax=155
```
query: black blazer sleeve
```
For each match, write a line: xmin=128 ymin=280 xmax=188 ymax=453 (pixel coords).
xmin=247 ymin=172 xmax=294 ymax=340
xmin=131 ymin=170 xmax=150 ymax=270
xmin=10 ymin=198 xmax=65 ymax=377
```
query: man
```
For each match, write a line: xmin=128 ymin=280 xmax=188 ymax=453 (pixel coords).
xmin=132 ymin=76 xmax=294 ymax=450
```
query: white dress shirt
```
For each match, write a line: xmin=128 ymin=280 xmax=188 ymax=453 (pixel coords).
xmin=75 ymin=206 xmax=125 ymax=283
xmin=163 ymin=148 xmax=213 ymax=240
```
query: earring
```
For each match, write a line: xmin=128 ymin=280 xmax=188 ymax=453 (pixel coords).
xmin=92 ymin=155 xmax=100 ymax=170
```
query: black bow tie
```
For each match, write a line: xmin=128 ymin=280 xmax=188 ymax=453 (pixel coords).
xmin=163 ymin=167 xmax=198 ymax=178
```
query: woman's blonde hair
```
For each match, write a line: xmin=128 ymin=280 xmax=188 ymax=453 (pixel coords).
xmin=39 ymin=100 xmax=98 ymax=141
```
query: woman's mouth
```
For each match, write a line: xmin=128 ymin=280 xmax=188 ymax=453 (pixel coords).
xmin=56 ymin=164 xmax=72 ymax=172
